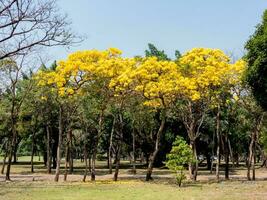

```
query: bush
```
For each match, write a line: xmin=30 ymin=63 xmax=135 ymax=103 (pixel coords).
xmin=166 ymin=136 xmax=194 ymax=187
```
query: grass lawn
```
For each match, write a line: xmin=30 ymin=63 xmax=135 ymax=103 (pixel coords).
xmin=0 ymin=156 xmax=267 ymax=200
xmin=1 ymin=180 xmax=267 ymax=200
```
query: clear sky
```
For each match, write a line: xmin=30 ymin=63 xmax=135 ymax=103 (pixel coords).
xmin=48 ymin=0 xmax=267 ymax=62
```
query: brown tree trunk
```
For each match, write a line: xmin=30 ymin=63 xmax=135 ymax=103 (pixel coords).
xmin=113 ymin=113 xmax=123 ymax=181
xmin=113 ymin=145 xmax=121 ymax=181
xmin=46 ymin=125 xmax=51 ymax=174
xmin=108 ymin=116 xmax=116 ymax=174
xmin=54 ymin=105 xmax=63 ymax=182
xmin=30 ymin=132 xmax=35 ymax=173
xmin=215 ymin=105 xmax=220 ymax=181
xmin=5 ymin=113 xmax=17 ymax=181
xmin=224 ymin=135 xmax=229 ymax=180
xmin=1 ymin=149 xmax=7 ymax=174
xmin=83 ymin=144 xmax=88 ymax=182
xmin=247 ymin=114 xmax=263 ymax=181
xmin=64 ymin=129 xmax=72 ymax=181
xmin=145 ymin=115 xmax=166 ymax=181
xmin=63 ymin=143 xmax=69 ymax=181
xmin=69 ymin=131 xmax=73 ymax=174
xmin=132 ymin=126 xmax=136 ymax=175
xmin=12 ymin=137 xmax=19 ymax=164
xmin=189 ymin=139 xmax=198 ymax=181
xmin=91 ymin=109 xmax=104 ymax=181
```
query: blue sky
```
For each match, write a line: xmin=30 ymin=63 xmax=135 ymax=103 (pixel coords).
xmin=49 ymin=0 xmax=267 ymax=62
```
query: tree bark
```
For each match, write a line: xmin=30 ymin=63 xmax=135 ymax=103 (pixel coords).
xmin=145 ymin=114 xmax=166 ymax=181
xmin=91 ymin=109 xmax=104 ymax=181
xmin=54 ymin=105 xmax=63 ymax=182
xmin=132 ymin=125 xmax=136 ymax=175
xmin=30 ymin=131 xmax=36 ymax=173
xmin=12 ymin=138 xmax=18 ymax=164
xmin=189 ymin=139 xmax=198 ymax=181
xmin=1 ymin=149 xmax=7 ymax=174
xmin=46 ymin=125 xmax=51 ymax=174
xmin=247 ymin=114 xmax=263 ymax=181
xmin=83 ymin=144 xmax=88 ymax=182
xmin=108 ymin=116 xmax=116 ymax=174
xmin=215 ymin=105 xmax=221 ymax=181
xmin=224 ymin=135 xmax=229 ymax=180
xmin=113 ymin=113 xmax=123 ymax=181
xmin=64 ymin=129 xmax=72 ymax=181
xmin=5 ymin=106 xmax=17 ymax=181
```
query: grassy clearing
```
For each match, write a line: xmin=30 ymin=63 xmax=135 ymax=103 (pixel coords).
xmin=1 ymin=156 xmax=267 ymax=200
xmin=1 ymin=180 xmax=267 ymax=200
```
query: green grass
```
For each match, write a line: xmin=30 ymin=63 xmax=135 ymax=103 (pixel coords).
xmin=1 ymin=180 xmax=267 ymax=200
xmin=1 ymin=156 xmax=267 ymax=200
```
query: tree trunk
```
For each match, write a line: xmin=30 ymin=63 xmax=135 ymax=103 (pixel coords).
xmin=12 ymin=137 xmax=18 ymax=164
xmin=247 ymin=114 xmax=263 ymax=181
xmin=113 ymin=113 xmax=123 ymax=181
xmin=54 ymin=105 xmax=63 ymax=182
xmin=215 ymin=105 xmax=221 ymax=181
xmin=64 ymin=129 xmax=72 ymax=181
xmin=5 ymin=114 xmax=17 ymax=181
xmin=252 ymin=150 xmax=256 ymax=181
xmin=108 ymin=116 xmax=116 ymax=174
xmin=113 ymin=145 xmax=121 ymax=181
xmin=46 ymin=125 xmax=51 ymax=174
xmin=69 ymin=130 xmax=73 ymax=174
xmin=189 ymin=140 xmax=198 ymax=181
xmin=30 ymin=131 xmax=35 ymax=173
xmin=91 ymin=109 xmax=104 ymax=181
xmin=224 ymin=135 xmax=229 ymax=180
xmin=145 ymin=115 xmax=166 ymax=181
xmin=1 ymin=149 xmax=7 ymax=174
xmin=83 ymin=145 xmax=88 ymax=182
xmin=132 ymin=126 xmax=136 ymax=175
xmin=63 ymin=143 xmax=69 ymax=181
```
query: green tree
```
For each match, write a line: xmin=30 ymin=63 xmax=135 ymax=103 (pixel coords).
xmin=145 ymin=43 xmax=170 ymax=60
xmin=166 ymin=136 xmax=194 ymax=187
xmin=245 ymin=10 xmax=267 ymax=110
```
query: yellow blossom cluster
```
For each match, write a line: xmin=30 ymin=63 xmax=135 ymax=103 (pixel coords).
xmin=35 ymin=47 xmax=246 ymax=107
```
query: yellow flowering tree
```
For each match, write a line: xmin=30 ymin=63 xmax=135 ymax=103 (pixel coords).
xmin=130 ymin=57 xmax=181 ymax=181
xmin=37 ymin=48 xmax=135 ymax=181
xmin=176 ymin=48 xmax=245 ymax=181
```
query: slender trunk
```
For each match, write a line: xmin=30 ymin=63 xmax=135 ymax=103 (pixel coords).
xmin=252 ymin=148 xmax=256 ymax=181
xmin=189 ymin=140 xmax=198 ymax=181
xmin=69 ymin=131 xmax=73 ymax=174
xmin=108 ymin=116 xmax=116 ymax=174
xmin=46 ymin=125 xmax=51 ymax=174
xmin=63 ymin=143 xmax=69 ymax=181
xmin=88 ymin=155 xmax=92 ymax=172
xmin=145 ymin=115 xmax=166 ymax=181
xmin=64 ymin=129 xmax=72 ymax=181
xmin=6 ymin=116 xmax=17 ymax=181
xmin=91 ymin=109 xmax=104 ymax=181
xmin=247 ymin=114 xmax=263 ymax=181
xmin=215 ymin=105 xmax=220 ymax=181
xmin=113 ymin=113 xmax=123 ymax=181
xmin=83 ymin=144 xmax=88 ymax=182
xmin=132 ymin=126 xmax=136 ymax=175
xmin=30 ymin=131 xmax=35 ymax=173
xmin=247 ymin=138 xmax=253 ymax=181
xmin=113 ymin=145 xmax=121 ymax=181
xmin=54 ymin=105 xmax=63 ymax=182
xmin=224 ymin=135 xmax=229 ymax=180
xmin=1 ymin=149 xmax=7 ymax=174
xmin=12 ymin=138 xmax=18 ymax=164
xmin=228 ymin=139 xmax=234 ymax=167
xmin=210 ymin=130 xmax=215 ymax=174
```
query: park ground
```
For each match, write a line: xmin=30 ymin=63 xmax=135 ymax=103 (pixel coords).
xmin=0 ymin=156 xmax=267 ymax=200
